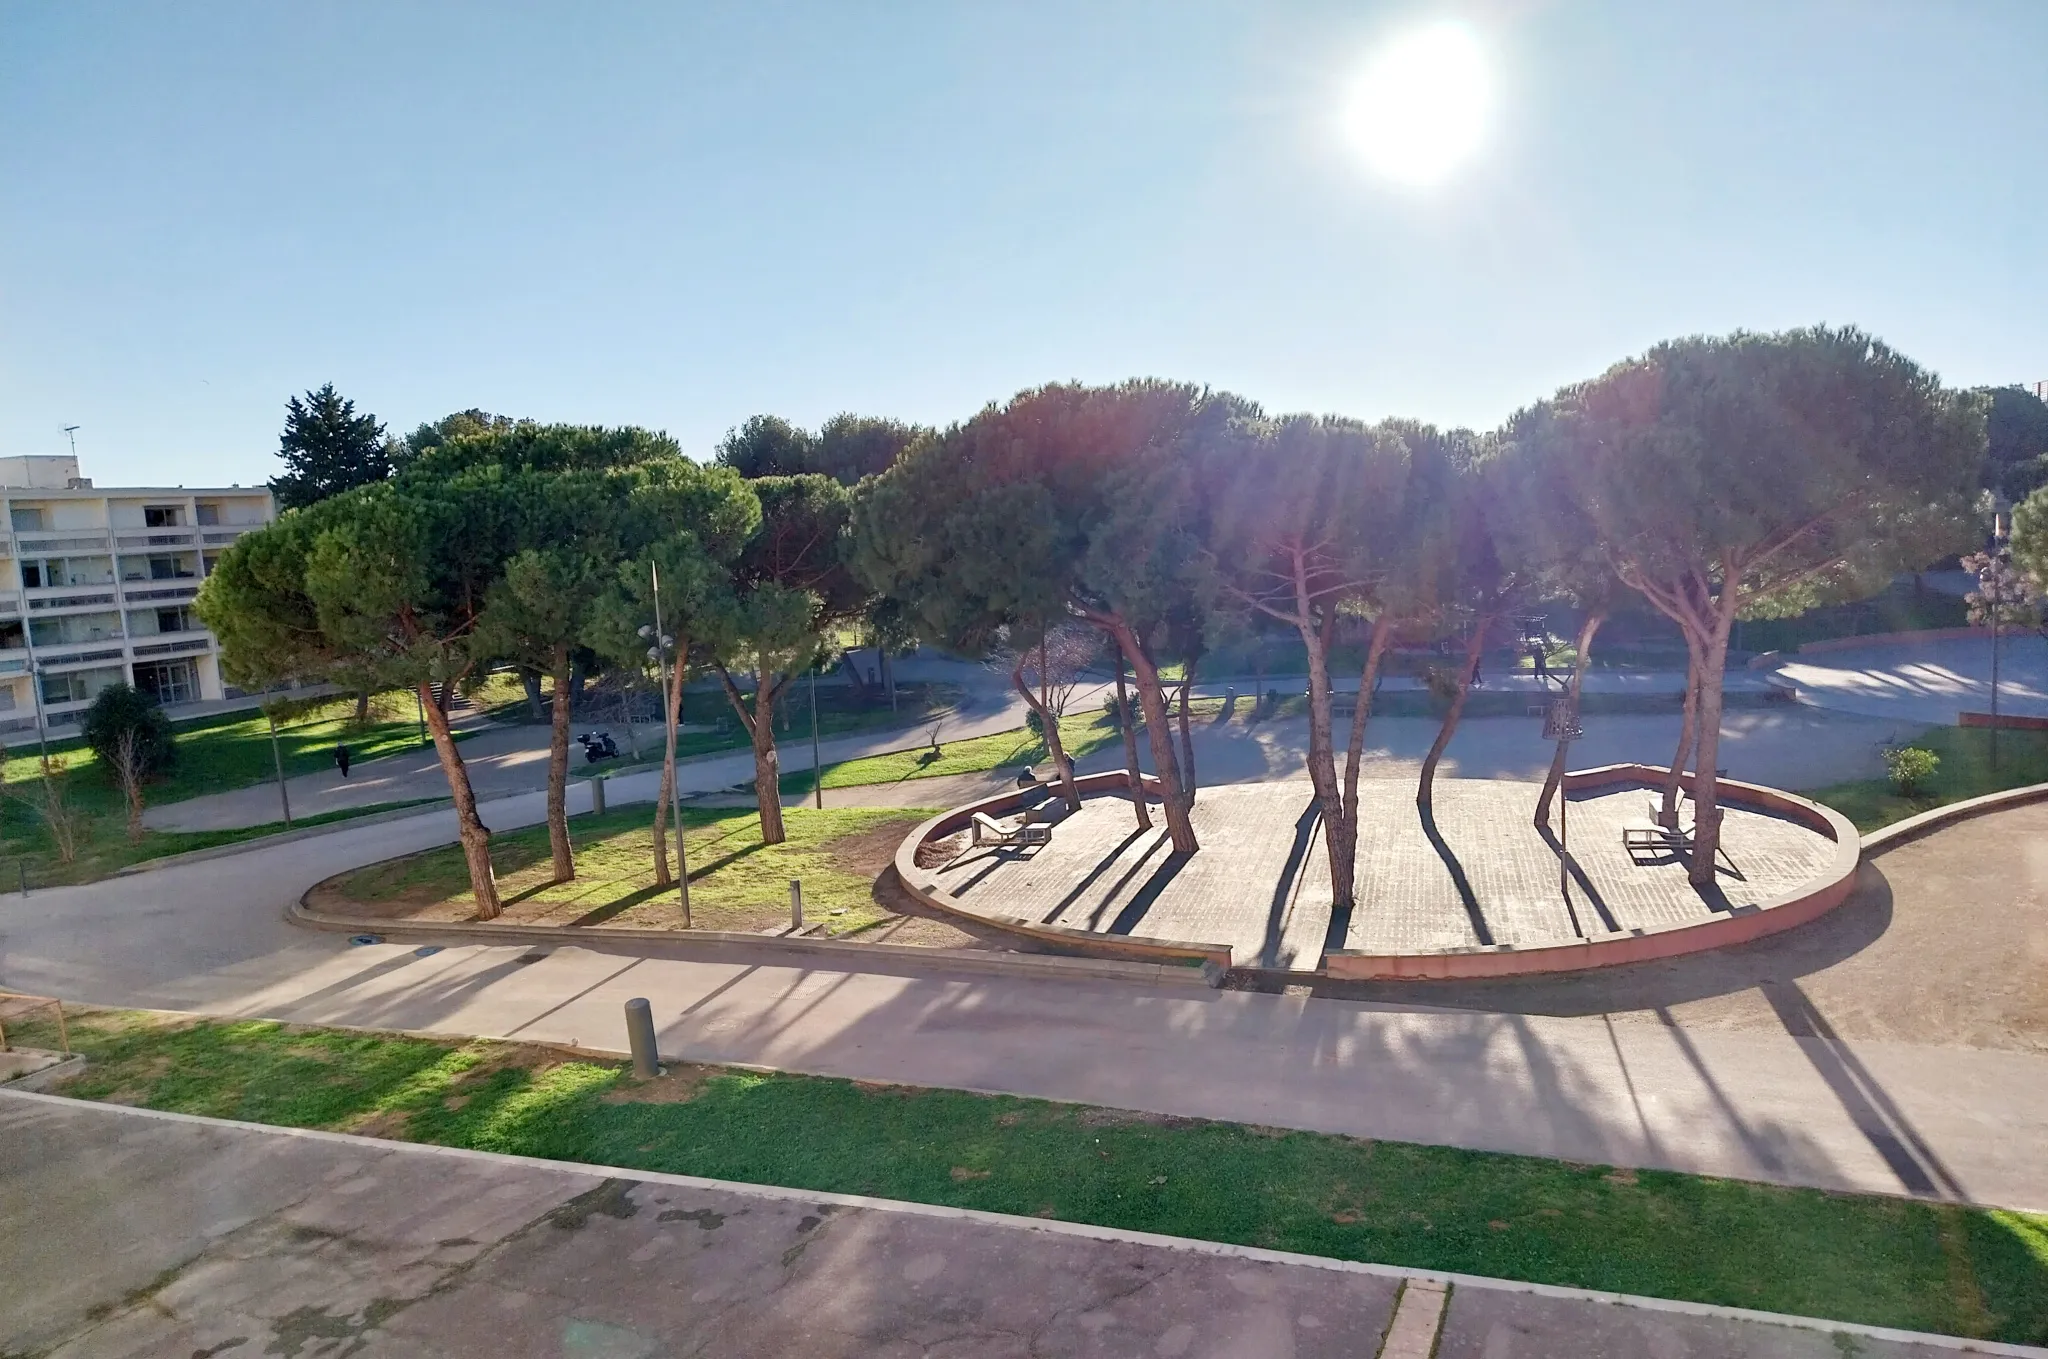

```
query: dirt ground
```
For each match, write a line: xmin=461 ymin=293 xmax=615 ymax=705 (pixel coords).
xmin=1301 ymin=801 xmax=2048 ymax=1053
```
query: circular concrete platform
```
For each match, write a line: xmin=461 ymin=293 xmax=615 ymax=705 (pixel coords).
xmin=892 ymin=767 xmax=1858 ymax=979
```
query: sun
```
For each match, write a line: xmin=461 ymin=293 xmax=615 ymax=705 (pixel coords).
xmin=1344 ymin=22 xmax=1492 ymax=186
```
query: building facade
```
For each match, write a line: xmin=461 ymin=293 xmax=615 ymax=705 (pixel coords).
xmin=0 ymin=456 xmax=273 ymax=736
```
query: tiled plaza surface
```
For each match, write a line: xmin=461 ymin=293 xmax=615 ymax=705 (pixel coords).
xmin=923 ymin=778 xmax=1839 ymax=969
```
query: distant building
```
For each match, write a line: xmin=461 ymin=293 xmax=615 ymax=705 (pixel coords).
xmin=0 ymin=455 xmax=274 ymax=735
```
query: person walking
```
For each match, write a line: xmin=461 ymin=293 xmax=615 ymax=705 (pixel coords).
xmin=1531 ymin=642 xmax=1551 ymax=687
xmin=334 ymin=742 xmax=352 ymax=778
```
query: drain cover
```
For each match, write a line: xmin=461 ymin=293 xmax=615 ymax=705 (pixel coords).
xmin=347 ymin=934 xmax=385 ymax=947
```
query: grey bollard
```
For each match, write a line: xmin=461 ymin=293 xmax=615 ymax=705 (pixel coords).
xmin=590 ymin=774 xmax=607 ymax=816
xmin=789 ymin=879 xmax=803 ymax=929
xmin=623 ymin=997 xmax=659 ymax=1079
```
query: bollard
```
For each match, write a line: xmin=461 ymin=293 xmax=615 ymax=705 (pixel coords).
xmin=789 ymin=879 xmax=804 ymax=929
xmin=18 ymin=862 xmax=25 ymax=896
xmin=623 ymin=997 xmax=659 ymax=1079
xmin=590 ymin=774 xmax=607 ymax=816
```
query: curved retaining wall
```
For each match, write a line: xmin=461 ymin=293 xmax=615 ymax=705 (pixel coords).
xmin=890 ymin=770 xmax=1235 ymax=971
xmin=1324 ymin=764 xmax=1863 ymax=981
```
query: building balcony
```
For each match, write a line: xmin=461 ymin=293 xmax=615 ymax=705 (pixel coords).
xmin=15 ymin=530 xmax=111 ymax=554
xmin=35 ymin=645 xmax=127 ymax=669
xmin=115 ymin=529 xmax=196 ymax=550
xmin=25 ymin=586 xmax=118 ymax=611
xmin=120 ymin=581 xmax=201 ymax=603
xmin=131 ymin=636 xmax=212 ymax=659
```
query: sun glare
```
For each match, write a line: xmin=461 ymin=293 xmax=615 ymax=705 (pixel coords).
xmin=1344 ymin=21 xmax=1491 ymax=186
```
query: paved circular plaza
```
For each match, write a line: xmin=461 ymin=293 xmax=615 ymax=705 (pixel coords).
xmin=905 ymin=775 xmax=1854 ymax=975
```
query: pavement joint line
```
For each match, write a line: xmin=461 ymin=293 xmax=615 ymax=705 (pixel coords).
xmin=8 ymin=1088 xmax=2043 ymax=1359
xmin=1376 ymin=1279 xmax=1450 ymax=1359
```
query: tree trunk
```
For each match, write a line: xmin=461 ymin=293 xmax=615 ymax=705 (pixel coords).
xmin=882 ymin=649 xmax=897 ymax=710
xmin=519 ymin=668 xmax=545 ymax=722
xmin=418 ymin=679 xmax=500 ymax=919
xmin=435 ymin=678 xmax=456 ymax=717
xmin=718 ymin=665 xmax=786 ymax=845
xmin=1333 ymin=622 xmax=1394 ymax=911
xmin=1295 ymin=614 xmax=1344 ymax=903
xmin=651 ymin=639 xmax=688 ymax=887
xmin=1114 ymin=653 xmax=1152 ymax=831
xmin=1662 ymin=638 xmax=1703 ymax=829
xmin=1535 ymin=612 xmax=1604 ymax=828
xmin=545 ymin=647 xmax=575 ymax=883
xmin=1687 ymin=598 xmax=1739 ymax=888
xmin=354 ymin=690 xmax=371 ymax=723
xmin=1012 ymin=652 xmax=1079 ymax=812
xmin=1417 ymin=623 xmax=1489 ymax=811
xmin=1174 ymin=663 xmax=1198 ymax=812
xmin=1110 ymin=623 xmax=1197 ymax=854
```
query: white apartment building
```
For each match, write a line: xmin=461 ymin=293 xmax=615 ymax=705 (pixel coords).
xmin=0 ymin=455 xmax=273 ymax=736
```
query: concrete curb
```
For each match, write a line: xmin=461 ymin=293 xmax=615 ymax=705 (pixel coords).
xmin=120 ymin=799 xmax=452 ymax=876
xmin=286 ymin=897 xmax=1212 ymax=989
xmin=5 ymin=1090 xmax=2040 ymax=1357
xmin=1860 ymin=781 xmax=2048 ymax=857
xmin=1 ymin=1053 xmax=86 ymax=1092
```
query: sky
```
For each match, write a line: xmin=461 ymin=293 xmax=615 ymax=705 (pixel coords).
xmin=2 ymin=0 xmax=2043 ymax=488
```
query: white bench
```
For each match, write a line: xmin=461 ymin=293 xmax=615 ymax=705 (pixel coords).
xmin=971 ymin=809 xmax=1052 ymax=849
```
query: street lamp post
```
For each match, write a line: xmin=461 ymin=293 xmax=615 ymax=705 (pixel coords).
xmin=810 ymin=663 xmax=822 ymax=810
xmin=640 ymin=562 xmax=689 ymax=925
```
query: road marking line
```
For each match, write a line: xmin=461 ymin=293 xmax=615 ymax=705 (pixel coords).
xmin=1378 ymin=1279 xmax=1448 ymax=1359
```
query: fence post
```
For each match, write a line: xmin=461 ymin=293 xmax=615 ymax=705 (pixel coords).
xmin=789 ymin=879 xmax=803 ymax=930
xmin=590 ymin=774 xmax=607 ymax=816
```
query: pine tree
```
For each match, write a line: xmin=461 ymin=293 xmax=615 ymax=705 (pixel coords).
xmin=269 ymin=383 xmax=391 ymax=511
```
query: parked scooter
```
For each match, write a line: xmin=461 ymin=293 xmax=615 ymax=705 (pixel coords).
xmin=576 ymin=731 xmax=620 ymax=764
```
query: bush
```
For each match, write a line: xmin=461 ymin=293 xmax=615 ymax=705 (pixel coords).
xmin=1024 ymin=708 xmax=1046 ymax=740
xmin=80 ymin=683 xmax=177 ymax=780
xmin=1100 ymin=692 xmax=1124 ymax=727
xmin=1882 ymin=745 xmax=1940 ymax=797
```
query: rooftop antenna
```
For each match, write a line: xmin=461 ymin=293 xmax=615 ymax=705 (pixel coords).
xmin=61 ymin=425 xmax=79 ymax=457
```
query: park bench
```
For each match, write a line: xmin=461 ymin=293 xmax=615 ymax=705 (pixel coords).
xmin=971 ymin=807 xmax=1052 ymax=849
xmin=1622 ymin=797 xmax=1692 ymax=860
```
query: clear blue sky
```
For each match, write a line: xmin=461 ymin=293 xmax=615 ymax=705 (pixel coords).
xmin=3 ymin=1 xmax=2042 ymax=488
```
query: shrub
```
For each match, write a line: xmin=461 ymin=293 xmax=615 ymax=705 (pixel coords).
xmin=80 ymin=683 xmax=177 ymax=781
xmin=1882 ymin=745 xmax=1939 ymax=797
xmin=1024 ymin=709 xmax=1046 ymax=740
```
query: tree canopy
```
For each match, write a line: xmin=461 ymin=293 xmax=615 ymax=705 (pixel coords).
xmin=716 ymin=413 xmax=922 ymax=485
xmin=269 ymin=383 xmax=393 ymax=511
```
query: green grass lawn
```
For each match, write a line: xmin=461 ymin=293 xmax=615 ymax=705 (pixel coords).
xmin=14 ymin=1010 xmax=2045 ymax=1345
xmin=779 ymin=708 xmax=1132 ymax=797
xmin=1806 ymin=726 xmax=2048 ymax=832
xmin=2 ymin=691 xmax=450 ymax=887
xmin=320 ymin=804 xmax=934 ymax=934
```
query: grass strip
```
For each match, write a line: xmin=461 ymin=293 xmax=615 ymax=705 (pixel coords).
xmin=13 ymin=1010 xmax=2046 ymax=1345
xmin=321 ymin=804 xmax=933 ymax=935
xmin=1805 ymin=726 xmax=2048 ymax=831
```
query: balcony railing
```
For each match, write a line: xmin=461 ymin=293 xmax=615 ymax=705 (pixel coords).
xmin=131 ymin=637 xmax=212 ymax=658
xmin=36 ymin=646 xmax=126 ymax=668
xmin=15 ymin=530 xmax=111 ymax=553
xmin=200 ymin=527 xmax=255 ymax=545
xmin=26 ymin=590 xmax=117 ymax=612
xmin=116 ymin=530 xmax=197 ymax=550
xmin=122 ymin=583 xmax=200 ymax=603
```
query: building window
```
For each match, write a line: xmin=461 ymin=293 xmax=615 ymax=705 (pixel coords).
xmin=195 ymin=503 xmax=220 ymax=526
xmin=10 ymin=507 xmax=44 ymax=532
xmin=156 ymin=607 xmax=192 ymax=634
xmin=0 ymin=620 xmax=22 ymax=649
xmin=29 ymin=612 xmax=123 ymax=647
xmin=40 ymin=666 xmax=124 ymax=706
xmin=143 ymin=505 xmax=185 ymax=528
xmin=132 ymin=659 xmax=197 ymax=706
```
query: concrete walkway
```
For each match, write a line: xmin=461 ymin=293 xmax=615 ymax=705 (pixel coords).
xmin=4 ymin=1095 xmax=2015 ymax=1359
xmin=1778 ymin=634 xmax=2048 ymax=724
xmin=144 ymin=684 xmax=1035 ymax=832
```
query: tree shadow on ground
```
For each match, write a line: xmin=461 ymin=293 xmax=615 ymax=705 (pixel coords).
xmin=1106 ymin=850 xmax=1192 ymax=937
xmin=1299 ymin=860 xmax=1895 ymax=1018
xmin=1418 ymin=803 xmax=1495 ymax=947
